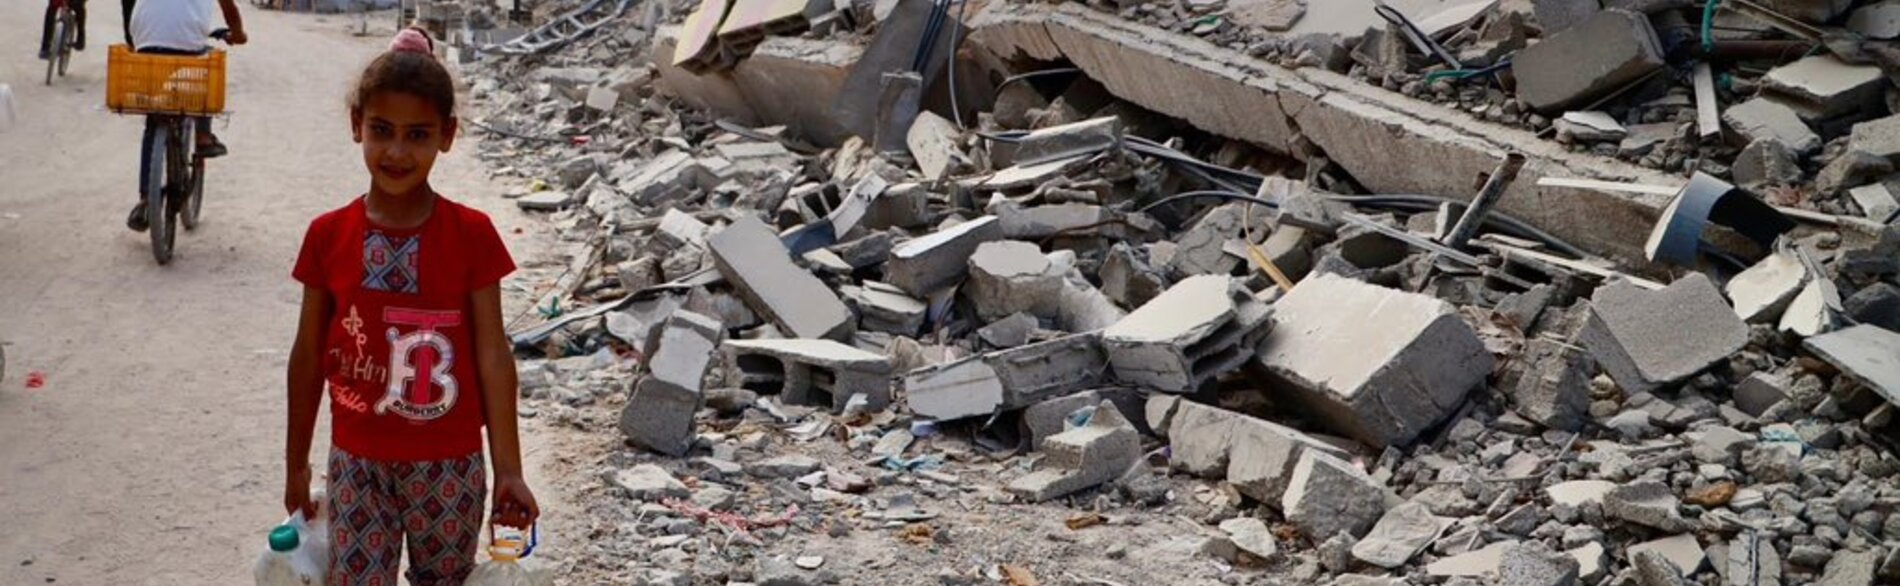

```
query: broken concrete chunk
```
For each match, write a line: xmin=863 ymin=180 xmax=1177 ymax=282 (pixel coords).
xmin=1534 ymin=0 xmax=1601 ymax=34
xmin=1020 ymin=388 xmax=1142 ymax=449
xmin=1500 ymin=540 xmax=1582 ymax=586
xmin=1509 ymin=337 xmax=1593 ymax=432
xmin=976 ymin=312 xmax=1038 ymax=349
xmin=1581 ymin=274 xmax=1748 ymax=395
xmin=1779 ymin=279 xmax=1838 ymax=337
xmin=1100 ymin=243 xmax=1167 ymax=310
xmin=621 ymin=310 xmax=726 ymax=456
xmin=885 ymin=216 xmax=1004 ymax=297
xmin=1845 ymin=283 xmax=1900 ymax=331
xmin=1427 ymin=540 xmax=1516 ymax=577
xmin=1012 ymin=116 xmax=1122 ymax=167
xmin=964 ymin=240 xmax=1061 ymax=322
xmin=1634 ymin=549 xmax=1690 ymax=586
xmin=1224 ymin=411 xmax=1341 ymax=504
xmin=906 ymin=111 xmax=960 ymax=181
xmin=1802 ymin=325 xmax=1900 ymax=407
xmin=1169 ymin=204 xmax=1249 ymax=279
xmin=905 ymin=333 xmax=1107 ymax=421
xmin=1547 ymin=480 xmax=1617 ymax=507
xmin=1104 ymin=275 xmax=1273 ymax=394
xmin=1851 ymin=115 xmax=1900 ymax=163
xmin=1848 ymin=182 xmax=1900 ymax=222
xmin=1726 ymin=250 xmax=1808 ymax=323
xmin=1723 ymin=98 xmax=1822 ymax=156
xmin=1256 ymin=274 xmax=1492 ymax=448
xmin=1351 ymin=502 xmax=1448 ymax=569
xmin=1218 ymin=517 xmax=1280 ymax=562
xmin=722 ymin=339 xmax=891 ymax=412
xmin=1763 ymin=55 xmax=1886 ymax=117
xmin=1556 ymin=111 xmax=1627 ymax=142
xmin=1732 ymin=139 xmax=1805 ymax=188
xmin=1603 ymin=481 xmax=1689 ymax=531
xmin=1281 ymin=451 xmax=1387 ymax=541
xmin=614 ymin=464 xmax=692 ymax=501
xmin=840 ymin=282 xmax=927 ymax=336
xmin=1734 ymin=372 xmax=1791 ymax=417
xmin=1007 ymin=401 xmax=1141 ymax=502
xmin=1817 ymin=548 xmax=1881 ymax=586
xmin=1727 ymin=532 xmax=1781 ymax=586
xmin=1629 ymin=533 xmax=1705 ymax=578
xmin=709 ymin=216 xmax=853 ymax=340
xmin=1851 ymin=0 xmax=1900 ymax=38
xmin=1513 ymin=9 xmax=1665 ymax=112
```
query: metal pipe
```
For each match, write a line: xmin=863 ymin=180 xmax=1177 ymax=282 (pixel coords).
xmin=1442 ymin=152 xmax=1527 ymax=250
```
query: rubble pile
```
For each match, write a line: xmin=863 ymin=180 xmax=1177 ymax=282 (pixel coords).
xmin=437 ymin=0 xmax=1900 ymax=583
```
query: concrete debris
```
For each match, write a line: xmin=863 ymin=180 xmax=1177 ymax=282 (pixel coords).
xmin=1851 ymin=1 xmax=1900 ymax=38
xmin=1256 ymin=274 xmax=1491 ymax=448
xmin=885 ymin=216 xmax=1004 ymax=297
xmin=1427 ymin=541 xmax=1515 ymax=577
xmin=614 ymin=464 xmax=692 ymax=501
xmin=964 ymin=241 xmax=1061 ymax=322
xmin=1603 ymin=481 xmax=1688 ymax=531
xmin=1580 ymin=274 xmax=1748 ymax=395
xmin=1218 ymin=517 xmax=1281 ymax=562
xmin=1629 ymin=533 xmax=1704 ymax=577
xmin=1723 ymin=98 xmax=1822 ymax=155
xmin=1501 ymin=540 xmax=1581 ymax=586
xmin=722 ymin=339 xmax=891 ymax=412
xmin=1513 ymin=9 xmax=1664 ymax=113
xmin=1633 ymin=549 xmax=1689 ymax=586
xmin=1007 ymin=401 xmax=1140 ymax=502
xmin=1762 ymin=55 xmax=1886 ymax=117
xmin=1282 ymin=450 xmax=1387 ymax=541
xmin=709 ymin=215 xmax=853 ymax=340
xmin=1847 ymin=182 xmax=1900 ymax=222
xmin=1726 ymin=250 xmax=1808 ymax=324
xmin=905 ymin=333 xmax=1107 ymax=421
xmin=1103 ymin=275 xmax=1273 ymax=394
xmin=1732 ymin=139 xmax=1805 ymax=188
xmin=1010 ymin=116 xmax=1122 ymax=167
xmin=1556 ymin=111 xmax=1626 ymax=143
xmin=1802 ymin=325 xmax=1900 ymax=406
xmin=1728 ymin=532 xmax=1782 ymax=586
xmin=1350 ymin=502 xmax=1447 ymax=569
xmin=621 ymin=310 xmax=726 ymax=456
xmin=839 ymin=281 xmax=927 ymax=336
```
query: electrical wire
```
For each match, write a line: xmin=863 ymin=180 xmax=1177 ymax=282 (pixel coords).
xmin=947 ymin=0 xmax=969 ymax=129
xmin=989 ymin=67 xmax=1083 ymax=101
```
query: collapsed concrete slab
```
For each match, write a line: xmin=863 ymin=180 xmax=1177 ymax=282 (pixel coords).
xmin=1763 ymin=55 xmax=1886 ymax=118
xmin=1802 ymin=325 xmax=1900 ymax=407
xmin=723 ymin=338 xmax=892 ymax=412
xmin=1103 ymin=275 xmax=1274 ymax=394
xmin=885 ymin=216 xmax=1004 ymax=297
xmin=708 ymin=215 xmax=853 ymax=340
xmin=905 ymin=333 xmax=1107 ymax=421
xmin=652 ymin=27 xmax=861 ymax=146
xmin=1254 ymin=274 xmax=1492 ymax=448
xmin=1511 ymin=9 xmax=1665 ymax=113
xmin=1580 ymin=274 xmax=1748 ymax=395
xmin=621 ymin=310 xmax=727 ymax=456
xmin=969 ymin=2 xmax=1683 ymax=265
xmin=1007 ymin=401 xmax=1141 ymax=502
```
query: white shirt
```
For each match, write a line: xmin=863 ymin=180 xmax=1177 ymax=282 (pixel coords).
xmin=130 ymin=0 xmax=217 ymax=52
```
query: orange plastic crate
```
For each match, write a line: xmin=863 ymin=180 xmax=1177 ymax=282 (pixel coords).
xmin=106 ymin=45 xmax=226 ymax=115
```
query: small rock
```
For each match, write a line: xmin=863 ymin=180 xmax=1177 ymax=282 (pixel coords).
xmin=1500 ymin=540 xmax=1581 ymax=586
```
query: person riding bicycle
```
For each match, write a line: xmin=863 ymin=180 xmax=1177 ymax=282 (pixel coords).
xmin=39 ymin=0 xmax=87 ymax=59
xmin=125 ymin=0 xmax=247 ymax=232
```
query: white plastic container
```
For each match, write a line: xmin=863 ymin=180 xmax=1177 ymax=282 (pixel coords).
xmin=465 ymin=526 xmax=554 ymax=586
xmin=254 ymin=510 xmax=329 ymax=586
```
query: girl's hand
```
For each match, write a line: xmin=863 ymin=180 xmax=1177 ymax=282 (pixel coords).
xmin=492 ymin=474 xmax=540 ymax=529
xmin=284 ymin=465 xmax=317 ymax=518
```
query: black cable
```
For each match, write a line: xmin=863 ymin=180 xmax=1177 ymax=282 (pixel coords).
xmin=947 ymin=0 xmax=969 ymax=129
xmin=1136 ymin=190 xmax=1279 ymax=213
xmin=989 ymin=67 xmax=1083 ymax=101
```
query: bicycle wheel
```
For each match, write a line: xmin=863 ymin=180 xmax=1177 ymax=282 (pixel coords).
xmin=56 ymin=11 xmax=72 ymax=77
xmin=145 ymin=123 xmax=176 ymax=265
xmin=44 ymin=14 xmax=63 ymax=85
xmin=182 ymin=155 xmax=205 ymax=231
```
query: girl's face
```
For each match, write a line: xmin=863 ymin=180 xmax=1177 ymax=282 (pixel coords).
xmin=352 ymin=92 xmax=456 ymax=197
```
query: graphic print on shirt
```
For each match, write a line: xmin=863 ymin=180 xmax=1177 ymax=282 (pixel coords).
xmin=362 ymin=231 xmax=420 ymax=294
xmin=330 ymin=304 xmax=378 ymax=414
xmin=376 ymin=308 xmax=463 ymax=421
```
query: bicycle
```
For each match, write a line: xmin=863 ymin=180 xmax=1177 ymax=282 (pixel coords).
xmin=43 ymin=0 xmax=76 ymax=85
xmin=106 ymin=30 xmax=233 ymax=265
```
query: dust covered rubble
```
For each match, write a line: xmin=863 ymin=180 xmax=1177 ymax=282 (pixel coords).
xmin=435 ymin=0 xmax=1900 ymax=583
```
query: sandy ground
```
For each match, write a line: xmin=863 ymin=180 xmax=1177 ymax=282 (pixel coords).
xmin=0 ymin=7 xmax=581 ymax=585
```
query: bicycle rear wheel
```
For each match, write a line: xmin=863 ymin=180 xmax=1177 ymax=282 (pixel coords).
xmin=182 ymin=155 xmax=205 ymax=231
xmin=56 ymin=11 xmax=72 ymax=77
xmin=144 ymin=123 xmax=176 ymax=265
xmin=44 ymin=14 xmax=64 ymax=85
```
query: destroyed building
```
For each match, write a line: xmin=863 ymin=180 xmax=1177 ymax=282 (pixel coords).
xmin=385 ymin=0 xmax=1900 ymax=581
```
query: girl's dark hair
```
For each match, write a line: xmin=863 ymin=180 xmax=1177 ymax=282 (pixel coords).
xmin=348 ymin=28 xmax=456 ymax=121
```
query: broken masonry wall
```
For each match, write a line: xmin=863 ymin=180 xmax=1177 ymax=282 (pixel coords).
xmin=969 ymin=3 xmax=1684 ymax=266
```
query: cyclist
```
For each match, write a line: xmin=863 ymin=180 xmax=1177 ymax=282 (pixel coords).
xmin=38 ymin=0 xmax=87 ymax=59
xmin=125 ymin=0 xmax=247 ymax=232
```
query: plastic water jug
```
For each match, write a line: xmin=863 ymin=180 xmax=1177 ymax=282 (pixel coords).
xmin=465 ymin=526 xmax=554 ymax=586
xmin=253 ymin=510 xmax=328 ymax=586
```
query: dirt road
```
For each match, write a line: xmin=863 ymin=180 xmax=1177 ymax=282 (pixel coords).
xmin=0 ymin=7 xmax=573 ymax=585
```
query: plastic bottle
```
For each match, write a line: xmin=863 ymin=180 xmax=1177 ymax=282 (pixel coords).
xmin=253 ymin=510 xmax=328 ymax=585
xmin=465 ymin=526 xmax=554 ymax=586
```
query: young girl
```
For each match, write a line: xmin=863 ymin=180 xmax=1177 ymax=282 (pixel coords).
xmin=285 ymin=28 xmax=538 ymax=585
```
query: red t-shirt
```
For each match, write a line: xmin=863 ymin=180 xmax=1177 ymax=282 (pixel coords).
xmin=293 ymin=195 xmax=516 ymax=462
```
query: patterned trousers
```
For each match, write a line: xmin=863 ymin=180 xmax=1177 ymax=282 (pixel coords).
xmin=327 ymin=448 xmax=487 ymax=586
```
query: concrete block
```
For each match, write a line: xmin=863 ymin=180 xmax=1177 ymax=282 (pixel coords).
xmin=1734 ymin=372 xmax=1791 ymax=417
xmin=708 ymin=216 xmax=853 ymax=340
xmin=1508 ymin=337 xmax=1593 ymax=432
xmin=1723 ymin=98 xmax=1822 ymax=155
xmin=905 ymin=333 xmax=1108 ymax=421
xmin=722 ymin=338 xmax=891 ymax=412
xmin=730 ymin=37 xmax=860 ymax=146
xmin=584 ymin=86 xmax=619 ymax=112
xmin=1727 ymin=250 xmax=1807 ymax=324
xmin=1802 ymin=325 xmax=1900 ymax=407
xmin=1351 ymin=501 xmax=1449 ymax=569
xmin=1580 ymin=274 xmax=1747 ymax=395
xmin=964 ymin=241 xmax=1062 ymax=322
xmin=1019 ymin=388 xmax=1144 ymax=449
xmin=1168 ymin=204 xmax=1248 ymax=279
xmin=1281 ymin=450 xmax=1387 ymax=540
xmin=1007 ymin=401 xmax=1141 ymax=502
xmin=907 ymin=111 xmax=960 ymax=181
xmin=1104 ymin=275 xmax=1273 ymax=393
xmin=1763 ymin=55 xmax=1886 ymax=117
xmin=1224 ymin=409 xmax=1340 ymax=504
xmin=1100 ymin=243 xmax=1167 ymax=310
xmin=1255 ymin=274 xmax=1493 ymax=448
xmin=840 ymin=281 xmax=927 ymax=336
xmin=613 ymin=151 xmax=704 ymax=207
xmin=976 ymin=313 xmax=1038 ymax=349
xmin=988 ymin=201 xmax=1113 ymax=240
xmin=885 ymin=216 xmax=1004 ymax=297
xmin=1512 ymin=9 xmax=1664 ymax=113
xmin=1732 ymin=138 xmax=1805 ymax=188
xmin=1534 ymin=0 xmax=1601 ymax=34
xmin=1851 ymin=115 xmax=1900 ymax=163
xmin=1848 ymin=182 xmax=1900 ymax=221
xmin=621 ymin=311 xmax=726 ymax=456
xmin=1603 ymin=481 xmax=1689 ymax=531
xmin=1628 ymin=533 xmax=1704 ymax=576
